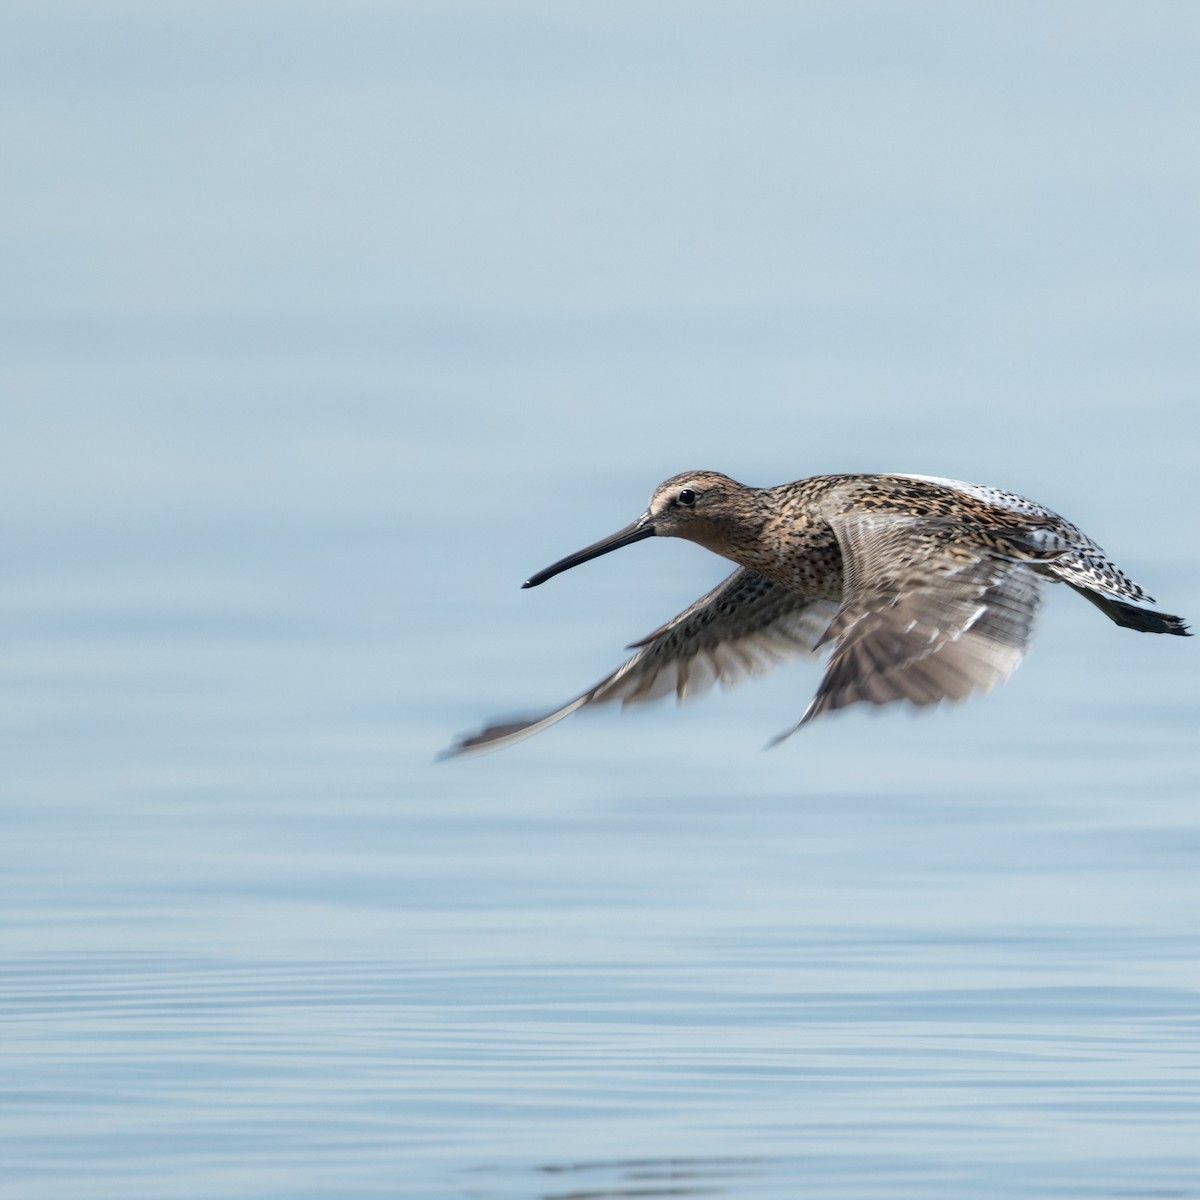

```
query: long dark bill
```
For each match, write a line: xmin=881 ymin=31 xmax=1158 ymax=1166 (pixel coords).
xmin=522 ymin=517 xmax=655 ymax=588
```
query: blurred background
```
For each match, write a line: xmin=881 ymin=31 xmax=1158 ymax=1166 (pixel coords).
xmin=2 ymin=3 xmax=1197 ymax=1198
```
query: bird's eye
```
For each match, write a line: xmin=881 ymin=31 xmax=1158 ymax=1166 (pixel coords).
xmin=677 ymin=488 xmax=697 ymax=506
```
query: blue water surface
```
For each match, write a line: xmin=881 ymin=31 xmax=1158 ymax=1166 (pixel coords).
xmin=2 ymin=4 xmax=1198 ymax=1198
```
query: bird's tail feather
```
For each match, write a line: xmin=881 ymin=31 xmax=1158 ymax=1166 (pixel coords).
xmin=1069 ymin=584 xmax=1190 ymax=636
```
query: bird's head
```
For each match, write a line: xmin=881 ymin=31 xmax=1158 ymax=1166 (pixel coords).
xmin=522 ymin=471 xmax=752 ymax=588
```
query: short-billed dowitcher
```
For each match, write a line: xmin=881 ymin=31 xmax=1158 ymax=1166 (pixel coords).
xmin=443 ymin=471 xmax=1189 ymax=756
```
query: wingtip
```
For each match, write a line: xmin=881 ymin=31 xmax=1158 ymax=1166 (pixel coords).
xmin=765 ymin=704 xmax=817 ymax=748
xmin=437 ymin=728 xmax=504 ymax=760
xmin=437 ymin=728 xmax=507 ymax=760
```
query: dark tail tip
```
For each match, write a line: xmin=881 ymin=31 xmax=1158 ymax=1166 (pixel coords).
xmin=1108 ymin=601 xmax=1190 ymax=636
xmin=1071 ymin=585 xmax=1191 ymax=636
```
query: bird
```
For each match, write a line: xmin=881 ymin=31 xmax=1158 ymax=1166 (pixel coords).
xmin=442 ymin=471 xmax=1189 ymax=756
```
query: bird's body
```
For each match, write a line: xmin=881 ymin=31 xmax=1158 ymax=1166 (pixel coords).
xmin=444 ymin=471 xmax=1189 ymax=756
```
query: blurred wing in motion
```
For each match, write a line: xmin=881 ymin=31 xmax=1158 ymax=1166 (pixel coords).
xmin=442 ymin=568 xmax=838 ymax=757
xmin=772 ymin=509 xmax=1043 ymax=741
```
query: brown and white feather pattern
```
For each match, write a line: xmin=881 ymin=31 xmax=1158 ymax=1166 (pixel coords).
xmin=773 ymin=504 xmax=1043 ymax=739
xmin=891 ymin=475 xmax=1155 ymax=603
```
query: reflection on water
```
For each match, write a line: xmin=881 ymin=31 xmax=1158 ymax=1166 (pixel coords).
xmin=6 ymin=809 xmax=1200 ymax=1199
xmin=532 ymin=1157 xmax=761 ymax=1199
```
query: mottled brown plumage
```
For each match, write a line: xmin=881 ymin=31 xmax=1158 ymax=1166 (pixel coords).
xmin=443 ymin=471 xmax=1189 ymax=756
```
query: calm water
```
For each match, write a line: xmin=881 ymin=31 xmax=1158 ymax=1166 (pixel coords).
xmin=3 ymin=4 xmax=1199 ymax=1198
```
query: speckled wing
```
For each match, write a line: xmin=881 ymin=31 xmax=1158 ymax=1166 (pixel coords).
xmin=442 ymin=568 xmax=839 ymax=756
xmin=775 ymin=510 xmax=1043 ymax=739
